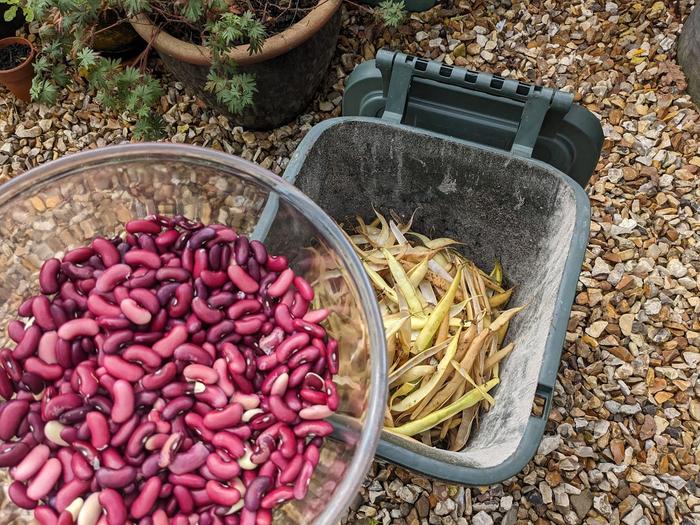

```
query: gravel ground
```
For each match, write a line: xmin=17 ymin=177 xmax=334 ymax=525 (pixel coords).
xmin=1 ymin=1 xmax=700 ymax=524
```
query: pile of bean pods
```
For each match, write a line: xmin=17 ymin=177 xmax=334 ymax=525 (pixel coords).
xmin=339 ymin=211 xmax=522 ymax=451
xmin=0 ymin=215 xmax=339 ymax=525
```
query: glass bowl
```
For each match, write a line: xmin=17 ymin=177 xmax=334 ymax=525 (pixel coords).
xmin=0 ymin=143 xmax=387 ymax=524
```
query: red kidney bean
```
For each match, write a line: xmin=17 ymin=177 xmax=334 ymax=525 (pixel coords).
xmin=161 ymin=396 xmax=194 ymax=421
xmin=118 ymin=298 xmax=151 ymax=325
xmin=260 ymin=365 xmax=288 ymax=396
xmin=206 ymin=452 xmax=241 ymax=480
xmin=63 ymin=262 xmax=94 ymax=281
xmin=31 ymin=295 xmax=56 ymax=330
xmin=95 ymin=264 xmax=131 ymax=293
xmin=8 ymin=319 xmax=26 ymax=343
xmin=268 ymin=395 xmax=298 ymax=424
xmin=103 ymin=355 xmax=144 ymax=382
xmin=243 ymin=476 xmax=271 ymax=512
xmin=156 ymin=282 xmax=180 ymax=306
xmin=96 ymin=465 xmax=137 ymax=489
xmin=26 ymin=457 xmax=62 ymax=500
xmin=193 ymin=249 xmax=208 ymax=279
xmin=169 ymin=442 xmax=209 ymax=475
xmin=195 ymin=384 xmax=227 ymax=409
xmin=247 ymin=240 xmax=266 ymax=265
xmin=19 ymin=296 xmax=38 ymax=317
xmin=37 ymin=330 xmax=59 ymax=364
xmin=102 ymin=330 xmax=134 ymax=354
xmin=124 ymin=249 xmax=162 ymax=269
xmin=187 ymin=227 xmax=216 ymax=250
xmin=183 ymin=363 xmax=218 ymax=384
xmin=9 ymin=480 xmax=38 ymax=509
xmin=140 ymin=362 xmax=176 ymax=391
xmin=99 ymin=488 xmax=128 ymax=525
xmin=261 ymin=485 xmax=294 ymax=510
xmin=206 ymin=320 xmax=235 ymax=343
xmin=88 ymin=293 xmax=122 ymax=321
xmin=227 ymin=265 xmax=260 ymax=294
xmin=92 ymin=237 xmax=121 ymax=267
xmin=170 ymin=485 xmax=193 ymax=515
xmin=13 ymin=324 xmax=41 ymax=359
xmin=173 ymin=343 xmax=213 ymax=366
xmin=122 ymin=421 xmax=155 ymax=458
xmin=303 ymin=308 xmax=329 ymax=325
xmin=0 ymin=441 xmax=30 ymax=467
xmin=111 ymin=380 xmax=134 ymax=423
xmin=57 ymin=318 xmax=99 ymax=341
xmin=126 ymin=219 xmax=161 ymax=235
xmin=151 ymin=324 xmax=186 ymax=358
xmin=40 ymin=258 xmax=62 ymax=294
xmin=70 ymin=449 xmax=93 ymax=480
xmin=43 ymin=392 xmax=82 ymax=421
xmin=122 ymin=345 xmax=161 ymax=370
xmin=129 ymin=476 xmax=162 ymax=519
xmin=11 ymin=443 xmax=50 ymax=482
xmin=145 ymin=433 xmax=168 ymax=451
xmin=155 ymin=229 xmax=179 ymax=250
xmin=202 ymin=403 xmax=243 ymax=431
xmin=265 ymin=255 xmax=287 ymax=272
xmin=57 ymin=479 xmax=91 ymax=513
xmin=24 ymin=357 xmax=62 ymax=382
xmin=266 ymin=268 xmax=294 ymax=298
xmin=292 ymin=420 xmax=333 ymax=439
xmin=128 ymin=289 xmax=160 ymax=315
xmin=212 ymin=431 xmax=245 ymax=458
xmin=108 ymin=414 xmax=139 ymax=448
xmin=169 ymin=473 xmax=206 ymax=490
xmin=184 ymin=413 xmax=214 ymax=442
xmin=0 ymin=365 xmax=14 ymax=399
xmin=0 ymin=399 xmax=30 ymax=439
xmin=206 ymin=480 xmax=242 ymax=506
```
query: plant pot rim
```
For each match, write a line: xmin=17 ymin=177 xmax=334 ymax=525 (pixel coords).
xmin=129 ymin=0 xmax=342 ymax=67
xmin=0 ymin=36 xmax=36 ymax=75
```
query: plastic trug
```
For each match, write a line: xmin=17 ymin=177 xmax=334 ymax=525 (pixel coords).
xmin=343 ymin=49 xmax=604 ymax=188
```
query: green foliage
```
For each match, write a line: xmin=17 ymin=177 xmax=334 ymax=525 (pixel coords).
xmin=377 ymin=0 xmax=406 ymax=28
xmin=1 ymin=0 xmax=34 ymax=22
xmin=26 ymin=0 xmax=405 ymax=138
xmin=203 ymin=10 xmax=266 ymax=114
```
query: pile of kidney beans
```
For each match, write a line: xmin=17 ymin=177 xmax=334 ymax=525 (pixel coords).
xmin=0 ymin=215 xmax=339 ymax=525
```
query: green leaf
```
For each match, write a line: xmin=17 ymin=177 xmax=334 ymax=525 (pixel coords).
xmin=377 ymin=0 xmax=406 ymax=28
xmin=4 ymin=5 xmax=17 ymax=21
xmin=76 ymin=47 xmax=98 ymax=69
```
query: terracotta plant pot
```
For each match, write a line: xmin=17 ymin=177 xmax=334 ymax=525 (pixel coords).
xmin=129 ymin=0 xmax=342 ymax=129
xmin=0 ymin=36 xmax=35 ymax=102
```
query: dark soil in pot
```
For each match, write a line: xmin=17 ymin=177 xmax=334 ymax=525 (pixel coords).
xmin=0 ymin=42 xmax=29 ymax=70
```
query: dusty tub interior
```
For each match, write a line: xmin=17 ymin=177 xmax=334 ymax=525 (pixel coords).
xmin=284 ymin=119 xmax=579 ymax=469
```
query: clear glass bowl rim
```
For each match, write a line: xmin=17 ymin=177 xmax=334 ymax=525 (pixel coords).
xmin=0 ymin=142 xmax=388 ymax=525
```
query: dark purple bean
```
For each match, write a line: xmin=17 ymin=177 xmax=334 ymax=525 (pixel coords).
xmin=40 ymin=258 xmax=62 ymax=294
xmin=58 ymin=406 xmax=90 ymax=425
xmin=141 ymin=453 xmax=162 ymax=478
xmin=156 ymin=282 xmax=180 ymax=305
xmin=188 ymin=227 xmax=216 ymax=250
xmin=162 ymin=396 xmax=194 ymax=420
xmin=96 ymin=466 xmax=137 ymax=488
xmin=169 ymin=442 xmax=209 ymax=475
xmin=0 ymin=442 xmax=29 ymax=467
xmin=234 ymin=236 xmax=249 ymax=266
xmin=50 ymin=303 xmax=69 ymax=327
xmin=244 ymin=476 xmax=271 ymax=512
xmin=250 ymin=240 xmax=268 ymax=265
xmin=20 ymin=372 xmax=45 ymax=394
